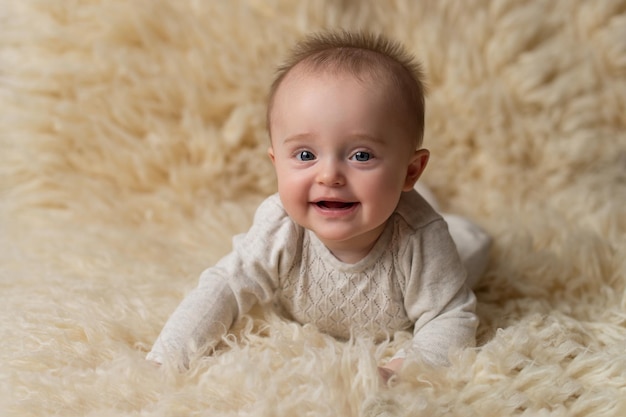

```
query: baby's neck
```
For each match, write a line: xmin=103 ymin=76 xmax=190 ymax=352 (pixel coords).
xmin=329 ymin=246 xmax=373 ymax=264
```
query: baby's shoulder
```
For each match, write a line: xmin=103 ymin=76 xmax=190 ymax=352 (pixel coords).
xmin=251 ymin=193 xmax=302 ymax=238
xmin=254 ymin=193 xmax=287 ymax=220
xmin=393 ymin=189 xmax=443 ymax=233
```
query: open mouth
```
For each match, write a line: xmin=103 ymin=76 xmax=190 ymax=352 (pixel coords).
xmin=314 ymin=201 xmax=357 ymax=210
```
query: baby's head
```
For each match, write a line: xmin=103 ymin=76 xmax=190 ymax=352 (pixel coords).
xmin=267 ymin=30 xmax=427 ymax=149
xmin=266 ymin=31 xmax=430 ymax=262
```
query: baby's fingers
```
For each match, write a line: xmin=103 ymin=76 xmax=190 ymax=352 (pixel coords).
xmin=377 ymin=366 xmax=396 ymax=385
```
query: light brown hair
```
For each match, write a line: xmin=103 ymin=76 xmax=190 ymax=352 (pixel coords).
xmin=267 ymin=30 xmax=427 ymax=148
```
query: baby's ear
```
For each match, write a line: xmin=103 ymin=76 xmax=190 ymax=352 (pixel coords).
xmin=267 ymin=147 xmax=276 ymax=164
xmin=403 ymin=149 xmax=429 ymax=191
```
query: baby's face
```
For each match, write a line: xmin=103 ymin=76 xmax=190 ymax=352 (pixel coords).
xmin=268 ymin=69 xmax=427 ymax=261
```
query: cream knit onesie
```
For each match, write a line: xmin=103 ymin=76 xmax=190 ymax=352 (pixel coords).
xmin=148 ymin=189 xmax=478 ymax=368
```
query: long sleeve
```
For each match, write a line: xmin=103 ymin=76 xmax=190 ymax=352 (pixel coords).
xmin=147 ymin=194 xmax=299 ymax=369
xmin=400 ymin=218 xmax=478 ymax=366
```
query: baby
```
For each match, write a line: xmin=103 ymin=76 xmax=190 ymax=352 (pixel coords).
xmin=147 ymin=30 xmax=491 ymax=380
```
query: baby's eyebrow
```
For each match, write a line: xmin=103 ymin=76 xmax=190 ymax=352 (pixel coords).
xmin=282 ymin=133 xmax=314 ymax=145
xmin=280 ymin=132 xmax=387 ymax=147
xmin=349 ymin=133 xmax=386 ymax=145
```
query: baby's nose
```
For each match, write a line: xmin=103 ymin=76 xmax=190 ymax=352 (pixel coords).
xmin=316 ymin=159 xmax=346 ymax=186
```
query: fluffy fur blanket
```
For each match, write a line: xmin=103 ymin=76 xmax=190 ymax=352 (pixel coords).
xmin=1 ymin=1 xmax=625 ymax=416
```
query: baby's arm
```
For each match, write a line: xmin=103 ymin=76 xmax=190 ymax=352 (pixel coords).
xmin=402 ymin=219 xmax=479 ymax=367
xmin=146 ymin=267 xmax=240 ymax=368
xmin=147 ymin=195 xmax=296 ymax=369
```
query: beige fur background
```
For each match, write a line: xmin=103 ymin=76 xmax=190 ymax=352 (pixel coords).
xmin=1 ymin=1 xmax=625 ymax=416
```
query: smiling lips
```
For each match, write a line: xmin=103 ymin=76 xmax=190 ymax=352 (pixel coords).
xmin=315 ymin=201 xmax=356 ymax=209
xmin=312 ymin=200 xmax=359 ymax=216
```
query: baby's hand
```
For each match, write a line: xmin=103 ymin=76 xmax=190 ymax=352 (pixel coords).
xmin=378 ymin=358 xmax=404 ymax=384
xmin=147 ymin=359 xmax=162 ymax=368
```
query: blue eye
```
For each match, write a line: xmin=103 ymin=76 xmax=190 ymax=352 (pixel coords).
xmin=297 ymin=150 xmax=316 ymax=161
xmin=351 ymin=151 xmax=371 ymax=162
